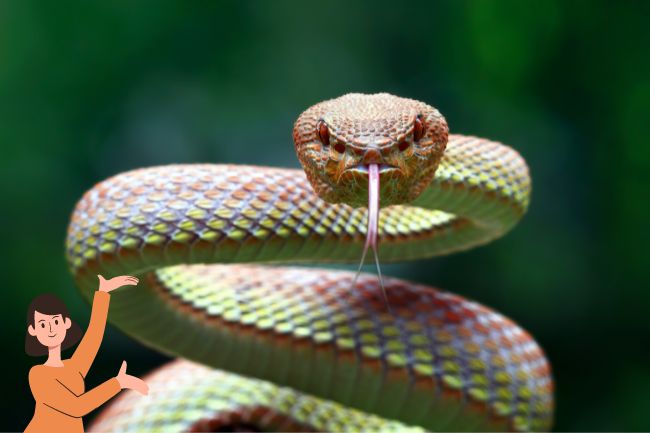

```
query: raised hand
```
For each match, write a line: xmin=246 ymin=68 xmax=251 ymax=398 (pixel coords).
xmin=97 ymin=274 xmax=139 ymax=293
xmin=116 ymin=361 xmax=149 ymax=395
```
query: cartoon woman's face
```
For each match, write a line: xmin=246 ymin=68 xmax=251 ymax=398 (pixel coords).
xmin=28 ymin=311 xmax=72 ymax=349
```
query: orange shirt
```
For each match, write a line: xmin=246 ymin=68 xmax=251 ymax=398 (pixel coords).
xmin=25 ymin=291 xmax=121 ymax=433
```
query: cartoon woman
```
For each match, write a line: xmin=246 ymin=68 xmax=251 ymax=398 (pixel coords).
xmin=24 ymin=275 xmax=148 ymax=433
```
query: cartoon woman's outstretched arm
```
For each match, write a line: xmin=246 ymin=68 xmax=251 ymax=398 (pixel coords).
xmin=28 ymin=368 xmax=121 ymax=418
xmin=28 ymin=360 xmax=147 ymax=418
xmin=70 ymin=275 xmax=138 ymax=378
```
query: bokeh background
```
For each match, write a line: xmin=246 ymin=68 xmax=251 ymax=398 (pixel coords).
xmin=2 ymin=1 xmax=649 ymax=431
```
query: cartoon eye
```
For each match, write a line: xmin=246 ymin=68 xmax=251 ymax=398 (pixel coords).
xmin=54 ymin=319 xmax=58 ymax=325
xmin=317 ymin=120 xmax=330 ymax=146
xmin=413 ymin=115 xmax=425 ymax=141
xmin=40 ymin=323 xmax=45 ymax=328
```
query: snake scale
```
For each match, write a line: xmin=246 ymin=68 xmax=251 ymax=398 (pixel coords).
xmin=65 ymin=94 xmax=553 ymax=432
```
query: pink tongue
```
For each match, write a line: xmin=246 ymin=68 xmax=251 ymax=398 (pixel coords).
xmin=352 ymin=163 xmax=390 ymax=311
xmin=366 ymin=163 xmax=379 ymax=252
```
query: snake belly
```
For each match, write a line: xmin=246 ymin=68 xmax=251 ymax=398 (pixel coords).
xmin=65 ymin=135 xmax=553 ymax=432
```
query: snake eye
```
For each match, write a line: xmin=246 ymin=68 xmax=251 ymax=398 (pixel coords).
xmin=398 ymin=140 xmax=410 ymax=152
xmin=413 ymin=115 xmax=425 ymax=141
xmin=317 ymin=120 xmax=330 ymax=146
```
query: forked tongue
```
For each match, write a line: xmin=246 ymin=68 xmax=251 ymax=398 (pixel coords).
xmin=351 ymin=163 xmax=391 ymax=312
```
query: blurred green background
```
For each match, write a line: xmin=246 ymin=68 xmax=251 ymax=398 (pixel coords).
xmin=2 ymin=1 xmax=649 ymax=431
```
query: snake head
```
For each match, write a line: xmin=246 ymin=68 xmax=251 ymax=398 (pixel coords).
xmin=293 ymin=93 xmax=448 ymax=207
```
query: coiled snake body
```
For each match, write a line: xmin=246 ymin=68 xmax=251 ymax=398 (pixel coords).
xmin=66 ymin=94 xmax=553 ymax=432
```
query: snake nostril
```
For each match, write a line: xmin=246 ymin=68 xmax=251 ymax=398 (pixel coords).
xmin=333 ymin=142 xmax=346 ymax=153
xmin=398 ymin=140 xmax=410 ymax=152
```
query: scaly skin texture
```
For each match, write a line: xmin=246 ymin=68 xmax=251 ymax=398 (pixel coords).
xmin=66 ymin=94 xmax=552 ymax=432
xmin=293 ymin=93 xmax=449 ymax=207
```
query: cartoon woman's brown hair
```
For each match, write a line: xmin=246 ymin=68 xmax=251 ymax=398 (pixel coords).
xmin=25 ymin=294 xmax=82 ymax=357
xmin=24 ymin=275 xmax=148 ymax=433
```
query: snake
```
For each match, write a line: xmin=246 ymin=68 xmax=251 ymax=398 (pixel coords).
xmin=65 ymin=93 xmax=553 ymax=432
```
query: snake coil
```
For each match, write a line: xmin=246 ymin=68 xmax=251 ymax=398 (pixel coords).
xmin=66 ymin=94 xmax=553 ymax=432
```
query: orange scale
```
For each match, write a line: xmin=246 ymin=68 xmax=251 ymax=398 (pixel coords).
xmin=543 ymin=379 xmax=555 ymax=393
xmin=311 ymin=284 xmax=334 ymax=297
xmin=110 ymin=190 xmax=128 ymax=200
xmin=457 ymin=326 xmax=474 ymax=339
xmin=511 ymin=332 xmax=529 ymax=345
xmin=535 ymin=363 xmax=551 ymax=377
xmin=414 ymin=301 xmax=434 ymax=313
xmin=473 ymin=322 xmax=491 ymax=335
xmin=103 ymin=200 xmax=119 ymax=211
xmin=517 ymin=352 xmax=531 ymax=364
xmin=463 ymin=341 xmax=481 ymax=355
xmin=473 ymin=304 xmax=492 ymax=315
xmin=460 ymin=307 xmax=477 ymax=320
xmin=223 ymin=198 xmax=242 ymax=209
xmin=131 ymin=186 xmax=148 ymax=195
xmin=242 ymin=181 xmax=259 ymax=191
xmin=531 ymin=346 xmax=544 ymax=358
xmin=395 ymin=307 xmax=416 ymax=320
xmin=509 ymin=352 xmax=523 ymax=364
xmin=203 ymin=190 xmax=223 ymax=200
xmin=484 ymin=340 xmax=500 ymax=353
xmin=444 ymin=294 xmax=465 ymax=305
xmin=124 ymin=196 xmax=139 ymax=206
xmin=266 ymin=183 xmax=279 ymax=192
xmin=432 ymin=298 xmax=448 ymax=308
xmin=425 ymin=316 xmax=444 ymax=327
xmin=499 ymin=336 xmax=514 ymax=349
xmin=444 ymin=310 xmax=462 ymax=324
xmin=277 ymin=190 xmax=291 ymax=200
xmin=519 ymin=328 xmax=535 ymax=340
xmin=232 ymin=189 xmax=250 ymax=200
xmin=250 ymin=199 xmax=267 ymax=210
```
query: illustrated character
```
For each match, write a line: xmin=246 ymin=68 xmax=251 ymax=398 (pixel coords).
xmin=24 ymin=275 xmax=148 ymax=433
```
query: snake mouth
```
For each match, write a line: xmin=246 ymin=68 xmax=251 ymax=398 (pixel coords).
xmin=346 ymin=163 xmax=398 ymax=174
